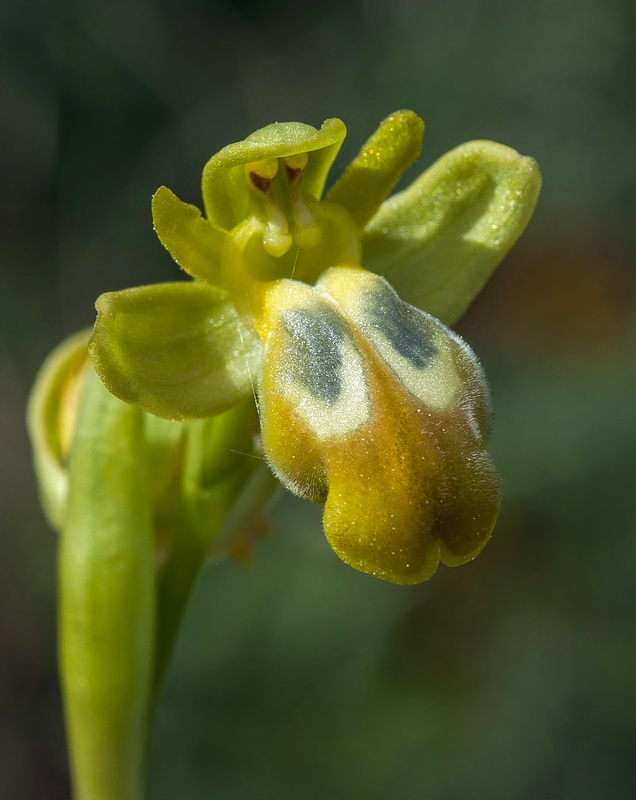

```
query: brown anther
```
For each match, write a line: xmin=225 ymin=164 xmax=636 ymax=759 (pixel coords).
xmin=249 ymin=172 xmax=273 ymax=194
xmin=284 ymin=164 xmax=304 ymax=183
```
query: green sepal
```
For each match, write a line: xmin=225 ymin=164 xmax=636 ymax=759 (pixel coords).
xmin=26 ymin=329 xmax=90 ymax=530
xmin=202 ymin=118 xmax=347 ymax=230
xmin=326 ymin=110 xmax=424 ymax=229
xmin=152 ymin=186 xmax=225 ymax=284
xmin=362 ymin=140 xmax=542 ymax=324
xmin=90 ymin=281 xmax=261 ymax=421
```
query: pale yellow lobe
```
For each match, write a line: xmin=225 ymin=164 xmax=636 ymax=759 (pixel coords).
xmin=277 ymin=338 xmax=369 ymax=441
xmin=319 ymin=267 xmax=465 ymax=412
xmin=257 ymin=278 xmax=370 ymax=446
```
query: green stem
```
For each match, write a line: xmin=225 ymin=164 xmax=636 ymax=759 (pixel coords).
xmin=59 ymin=367 xmax=155 ymax=800
xmin=151 ymin=399 xmax=258 ymax=694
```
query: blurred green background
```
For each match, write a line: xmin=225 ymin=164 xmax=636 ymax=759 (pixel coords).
xmin=2 ymin=0 xmax=635 ymax=797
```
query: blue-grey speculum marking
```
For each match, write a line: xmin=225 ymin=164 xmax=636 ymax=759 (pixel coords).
xmin=281 ymin=307 xmax=345 ymax=404
xmin=366 ymin=287 xmax=437 ymax=369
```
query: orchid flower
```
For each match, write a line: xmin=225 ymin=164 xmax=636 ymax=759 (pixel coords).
xmin=88 ymin=111 xmax=540 ymax=585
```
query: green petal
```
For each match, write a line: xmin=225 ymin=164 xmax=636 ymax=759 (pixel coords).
xmin=152 ymin=186 xmax=224 ymax=284
xmin=89 ymin=282 xmax=261 ymax=420
xmin=202 ymin=118 xmax=347 ymax=230
xmin=326 ymin=110 xmax=424 ymax=229
xmin=362 ymin=140 xmax=542 ymax=324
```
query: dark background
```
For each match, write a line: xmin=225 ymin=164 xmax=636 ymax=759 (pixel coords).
xmin=2 ymin=0 xmax=635 ymax=797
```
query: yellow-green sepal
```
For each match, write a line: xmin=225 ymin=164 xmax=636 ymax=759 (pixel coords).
xmin=326 ymin=110 xmax=424 ymax=229
xmin=26 ymin=329 xmax=90 ymax=530
xmin=89 ymin=281 xmax=261 ymax=421
xmin=202 ymin=118 xmax=347 ymax=230
xmin=362 ymin=140 xmax=542 ymax=324
xmin=152 ymin=186 xmax=224 ymax=284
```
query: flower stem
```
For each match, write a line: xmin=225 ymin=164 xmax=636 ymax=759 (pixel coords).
xmin=59 ymin=367 xmax=155 ymax=800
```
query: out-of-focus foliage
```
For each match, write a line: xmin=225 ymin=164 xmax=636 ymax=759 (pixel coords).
xmin=1 ymin=0 xmax=635 ymax=798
